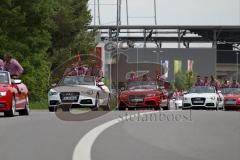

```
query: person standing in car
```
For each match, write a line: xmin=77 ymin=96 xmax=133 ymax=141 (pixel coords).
xmin=194 ymin=75 xmax=204 ymax=86
xmin=230 ymin=79 xmax=240 ymax=88
xmin=221 ymin=80 xmax=230 ymax=88
xmin=4 ymin=53 xmax=24 ymax=77
xmin=203 ymin=76 xmax=210 ymax=86
xmin=209 ymin=75 xmax=219 ymax=90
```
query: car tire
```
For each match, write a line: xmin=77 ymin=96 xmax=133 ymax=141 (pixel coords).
xmin=19 ymin=96 xmax=30 ymax=116
xmin=4 ymin=96 xmax=16 ymax=117
xmin=91 ymin=94 xmax=99 ymax=111
xmin=102 ymin=94 xmax=111 ymax=111
xmin=48 ymin=107 xmax=56 ymax=112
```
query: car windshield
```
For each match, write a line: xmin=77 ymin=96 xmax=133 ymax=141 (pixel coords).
xmin=127 ymin=81 xmax=158 ymax=90
xmin=0 ymin=72 xmax=10 ymax=84
xmin=58 ymin=76 xmax=95 ymax=86
xmin=221 ymin=88 xmax=240 ymax=95
xmin=189 ymin=86 xmax=216 ymax=93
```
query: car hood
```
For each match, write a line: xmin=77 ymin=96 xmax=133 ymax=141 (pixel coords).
xmin=184 ymin=93 xmax=217 ymax=98
xmin=122 ymin=89 xmax=158 ymax=95
xmin=224 ymin=94 xmax=240 ymax=99
xmin=52 ymin=85 xmax=97 ymax=93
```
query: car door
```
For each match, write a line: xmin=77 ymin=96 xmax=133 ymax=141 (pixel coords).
xmin=13 ymin=83 xmax=27 ymax=109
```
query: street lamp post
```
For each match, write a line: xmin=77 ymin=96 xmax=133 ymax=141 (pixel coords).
xmin=236 ymin=52 xmax=239 ymax=82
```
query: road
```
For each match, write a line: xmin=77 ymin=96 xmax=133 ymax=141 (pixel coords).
xmin=0 ymin=110 xmax=240 ymax=160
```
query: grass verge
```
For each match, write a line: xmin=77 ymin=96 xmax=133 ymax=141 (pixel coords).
xmin=30 ymin=100 xmax=48 ymax=110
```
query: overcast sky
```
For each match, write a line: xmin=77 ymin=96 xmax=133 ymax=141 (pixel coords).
xmin=88 ymin=0 xmax=240 ymax=25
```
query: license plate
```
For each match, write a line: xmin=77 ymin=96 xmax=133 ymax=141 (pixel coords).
xmin=225 ymin=101 xmax=236 ymax=105
xmin=63 ymin=96 xmax=78 ymax=101
xmin=194 ymin=101 xmax=204 ymax=103
xmin=131 ymin=98 xmax=143 ymax=103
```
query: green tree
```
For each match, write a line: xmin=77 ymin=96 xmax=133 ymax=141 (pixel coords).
xmin=49 ymin=0 xmax=95 ymax=70
xmin=0 ymin=0 xmax=54 ymax=101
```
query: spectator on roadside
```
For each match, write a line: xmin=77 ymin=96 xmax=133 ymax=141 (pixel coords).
xmin=4 ymin=53 xmax=24 ymax=77
xmin=194 ymin=75 xmax=204 ymax=86
xmin=203 ymin=76 xmax=209 ymax=86
xmin=0 ymin=59 xmax=4 ymax=71
xmin=230 ymin=79 xmax=240 ymax=88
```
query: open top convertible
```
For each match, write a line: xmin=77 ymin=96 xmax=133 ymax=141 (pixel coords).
xmin=48 ymin=75 xmax=110 ymax=111
xmin=118 ymin=81 xmax=169 ymax=110
xmin=0 ymin=71 xmax=29 ymax=117
xmin=183 ymin=86 xmax=224 ymax=110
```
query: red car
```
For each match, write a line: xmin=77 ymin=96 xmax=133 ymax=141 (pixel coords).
xmin=0 ymin=71 xmax=29 ymax=117
xmin=118 ymin=81 xmax=168 ymax=110
xmin=222 ymin=88 xmax=240 ymax=110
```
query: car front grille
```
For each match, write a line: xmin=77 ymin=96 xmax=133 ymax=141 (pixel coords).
xmin=129 ymin=95 xmax=145 ymax=103
xmin=191 ymin=97 xmax=205 ymax=105
xmin=60 ymin=92 xmax=80 ymax=103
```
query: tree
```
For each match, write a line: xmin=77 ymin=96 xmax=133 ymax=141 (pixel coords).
xmin=49 ymin=0 xmax=95 ymax=70
xmin=0 ymin=0 xmax=54 ymax=101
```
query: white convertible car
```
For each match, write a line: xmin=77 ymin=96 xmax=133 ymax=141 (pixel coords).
xmin=182 ymin=86 xmax=224 ymax=110
xmin=48 ymin=75 xmax=110 ymax=112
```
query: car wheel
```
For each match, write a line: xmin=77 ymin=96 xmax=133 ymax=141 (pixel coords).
xmin=4 ymin=96 xmax=16 ymax=117
xmin=92 ymin=94 xmax=99 ymax=111
xmin=19 ymin=96 xmax=30 ymax=116
xmin=102 ymin=94 xmax=111 ymax=111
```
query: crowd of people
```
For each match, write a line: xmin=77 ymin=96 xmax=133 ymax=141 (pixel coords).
xmin=0 ymin=53 xmax=24 ymax=78
xmin=194 ymin=75 xmax=240 ymax=89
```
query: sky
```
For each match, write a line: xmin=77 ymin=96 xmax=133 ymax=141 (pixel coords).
xmin=88 ymin=0 xmax=240 ymax=25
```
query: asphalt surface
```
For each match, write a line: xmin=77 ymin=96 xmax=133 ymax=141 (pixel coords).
xmin=0 ymin=110 xmax=240 ymax=160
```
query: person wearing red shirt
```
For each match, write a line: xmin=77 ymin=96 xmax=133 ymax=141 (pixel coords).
xmin=221 ymin=80 xmax=230 ymax=88
xmin=230 ymin=80 xmax=240 ymax=88
xmin=203 ymin=76 xmax=210 ymax=86
xmin=194 ymin=75 xmax=204 ymax=86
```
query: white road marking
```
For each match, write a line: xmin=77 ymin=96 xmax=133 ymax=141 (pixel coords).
xmin=72 ymin=111 xmax=160 ymax=160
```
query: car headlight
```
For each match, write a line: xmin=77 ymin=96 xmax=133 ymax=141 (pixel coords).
xmin=146 ymin=93 xmax=156 ymax=97
xmin=183 ymin=97 xmax=188 ymax=101
xmin=210 ymin=96 xmax=216 ymax=100
xmin=86 ymin=90 xmax=94 ymax=95
xmin=0 ymin=91 xmax=7 ymax=96
xmin=48 ymin=90 xmax=58 ymax=96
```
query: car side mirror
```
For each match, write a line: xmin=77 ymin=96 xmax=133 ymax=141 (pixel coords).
xmin=98 ymin=82 xmax=104 ymax=86
xmin=13 ymin=79 xmax=22 ymax=84
xmin=217 ymin=90 xmax=221 ymax=94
